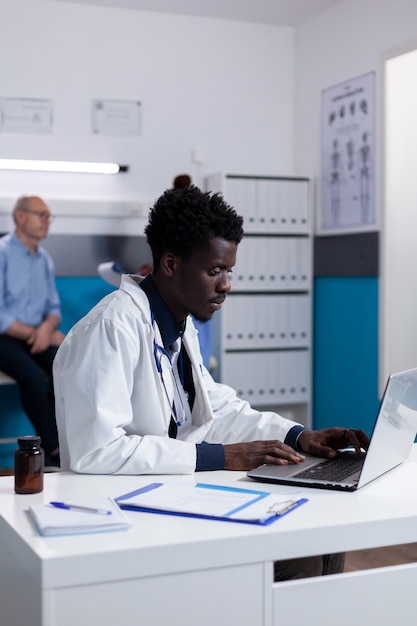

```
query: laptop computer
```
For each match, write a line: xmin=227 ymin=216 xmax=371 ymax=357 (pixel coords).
xmin=247 ymin=367 xmax=417 ymax=491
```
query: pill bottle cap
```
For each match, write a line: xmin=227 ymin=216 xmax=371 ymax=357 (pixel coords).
xmin=17 ymin=435 xmax=42 ymax=448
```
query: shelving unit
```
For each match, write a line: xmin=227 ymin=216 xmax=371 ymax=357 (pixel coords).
xmin=204 ymin=173 xmax=312 ymax=427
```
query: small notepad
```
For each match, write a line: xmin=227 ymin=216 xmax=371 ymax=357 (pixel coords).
xmin=29 ymin=497 xmax=132 ymax=536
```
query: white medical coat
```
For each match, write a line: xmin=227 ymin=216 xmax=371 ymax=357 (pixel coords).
xmin=53 ymin=274 xmax=302 ymax=474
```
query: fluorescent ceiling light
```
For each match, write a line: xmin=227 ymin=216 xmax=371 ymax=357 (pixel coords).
xmin=0 ymin=159 xmax=128 ymax=174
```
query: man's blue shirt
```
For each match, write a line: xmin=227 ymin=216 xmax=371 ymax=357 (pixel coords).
xmin=0 ymin=232 xmax=61 ymax=334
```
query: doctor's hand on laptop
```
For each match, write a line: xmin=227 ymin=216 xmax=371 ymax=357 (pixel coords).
xmin=223 ymin=428 xmax=369 ymax=471
xmin=224 ymin=440 xmax=306 ymax=471
xmin=297 ymin=427 xmax=369 ymax=459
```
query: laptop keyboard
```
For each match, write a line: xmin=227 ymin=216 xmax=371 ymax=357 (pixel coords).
xmin=293 ymin=453 xmax=365 ymax=482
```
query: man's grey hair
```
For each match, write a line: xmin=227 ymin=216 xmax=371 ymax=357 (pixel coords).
xmin=12 ymin=196 xmax=32 ymax=223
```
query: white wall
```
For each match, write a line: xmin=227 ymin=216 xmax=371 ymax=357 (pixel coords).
xmin=294 ymin=0 xmax=417 ymax=192
xmin=0 ymin=0 xmax=294 ymax=207
xmin=294 ymin=0 xmax=417 ymax=389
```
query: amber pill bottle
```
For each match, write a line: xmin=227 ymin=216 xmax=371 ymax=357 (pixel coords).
xmin=14 ymin=435 xmax=44 ymax=494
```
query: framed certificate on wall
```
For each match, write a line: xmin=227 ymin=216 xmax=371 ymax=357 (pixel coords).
xmin=92 ymin=99 xmax=141 ymax=136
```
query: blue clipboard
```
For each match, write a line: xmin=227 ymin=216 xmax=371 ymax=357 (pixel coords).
xmin=115 ymin=482 xmax=308 ymax=526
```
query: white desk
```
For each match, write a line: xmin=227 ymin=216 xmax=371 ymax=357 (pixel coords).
xmin=2 ymin=448 xmax=417 ymax=626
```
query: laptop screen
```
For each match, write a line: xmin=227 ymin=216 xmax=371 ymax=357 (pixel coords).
xmin=246 ymin=367 xmax=417 ymax=491
xmin=357 ymin=368 xmax=417 ymax=487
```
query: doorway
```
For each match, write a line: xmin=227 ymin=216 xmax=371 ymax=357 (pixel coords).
xmin=381 ymin=45 xmax=417 ymax=388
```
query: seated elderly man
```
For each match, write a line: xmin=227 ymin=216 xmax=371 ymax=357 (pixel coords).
xmin=0 ymin=195 xmax=63 ymax=468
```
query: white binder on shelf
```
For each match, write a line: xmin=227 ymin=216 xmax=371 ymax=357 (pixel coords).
xmin=298 ymin=237 xmax=312 ymax=289
xmin=294 ymin=180 xmax=310 ymax=233
xmin=287 ymin=295 xmax=311 ymax=348
xmin=258 ymin=179 xmax=278 ymax=234
xmin=226 ymin=177 xmax=258 ymax=233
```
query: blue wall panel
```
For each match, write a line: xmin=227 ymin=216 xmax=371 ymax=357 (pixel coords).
xmin=56 ymin=277 xmax=115 ymax=334
xmin=0 ymin=386 xmax=34 ymax=468
xmin=313 ymin=276 xmax=379 ymax=435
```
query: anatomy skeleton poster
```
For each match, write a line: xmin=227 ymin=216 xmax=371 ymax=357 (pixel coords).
xmin=320 ymin=72 xmax=376 ymax=233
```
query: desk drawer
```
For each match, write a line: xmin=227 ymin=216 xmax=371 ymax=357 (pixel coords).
xmin=272 ymin=564 xmax=417 ymax=625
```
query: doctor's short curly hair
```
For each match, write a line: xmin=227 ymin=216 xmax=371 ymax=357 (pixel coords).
xmin=145 ymin=186 xmax=244 ymax=269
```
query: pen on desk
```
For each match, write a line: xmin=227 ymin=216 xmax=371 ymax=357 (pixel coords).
xmin=49 ymin=502 xmax=112 ymax=516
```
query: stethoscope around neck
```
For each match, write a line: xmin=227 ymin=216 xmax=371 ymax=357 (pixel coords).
xmin=150 ymin=309 xmax=188 ymax=428
xmin=153 ymin=336 xmax=172 ymax=374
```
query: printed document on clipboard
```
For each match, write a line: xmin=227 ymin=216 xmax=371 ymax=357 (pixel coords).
xmin=116 ymin=482 xmax=308 ymax=526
